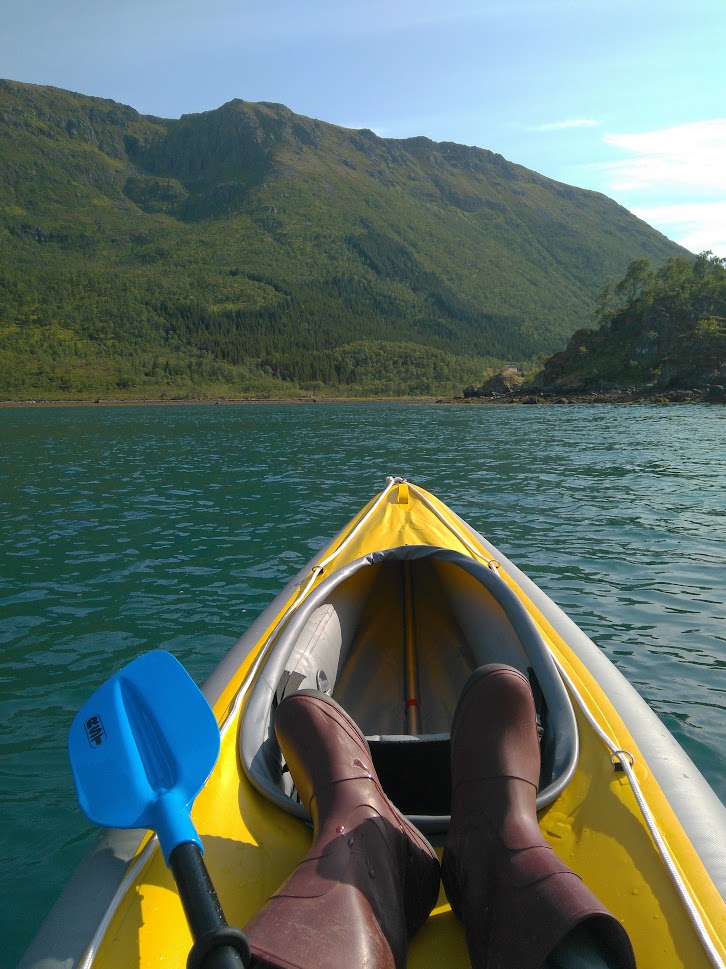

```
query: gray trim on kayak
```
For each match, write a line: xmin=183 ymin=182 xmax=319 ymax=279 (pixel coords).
xmin=200 ymin=510 xmax=377 ymax=706
xmin=466 ymin=521 xmax=726 ymax=903
xmin=16 ymin=829 xmax=146 ymax=969
xmin=239 ymin=545 xmax=579 ymax=835
xmin=201 ymin=563 xmax=314 ymax=706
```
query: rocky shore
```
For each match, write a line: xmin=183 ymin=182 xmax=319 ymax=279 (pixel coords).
xmin=447 ymin=370 xmax=726 ymax=405
xmin=449 ymin=386 xmax=725 ymax=404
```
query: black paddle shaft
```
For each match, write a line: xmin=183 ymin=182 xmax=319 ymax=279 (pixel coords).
xmin=169 ymin=842 xmax=251 ymax=969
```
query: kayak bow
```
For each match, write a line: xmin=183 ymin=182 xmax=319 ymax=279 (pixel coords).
xmin=21 ymin=479 xmax=726 ymax=969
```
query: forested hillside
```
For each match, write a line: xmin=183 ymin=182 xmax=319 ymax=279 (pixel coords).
xmin=0 ymin=79 xmax=686 ymax=398
xmin=539 ymin=253 xmax=726 ymax=393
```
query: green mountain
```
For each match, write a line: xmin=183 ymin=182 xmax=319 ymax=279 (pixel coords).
xmin=0 ymin=79 xmax=686 ymax=399
xmin=538 ymin=253 xmax=726 ymax=395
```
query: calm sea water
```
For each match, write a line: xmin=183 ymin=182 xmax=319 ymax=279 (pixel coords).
xmin=2 ymin=402 xmax=725 ymax=968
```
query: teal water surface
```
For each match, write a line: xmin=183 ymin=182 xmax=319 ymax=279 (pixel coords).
xmin=2 ymin=402 xmax=725 ymax=968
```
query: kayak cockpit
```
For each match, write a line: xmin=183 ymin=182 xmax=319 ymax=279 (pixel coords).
xmin=240 ymin=546 xmax=578 ymax=834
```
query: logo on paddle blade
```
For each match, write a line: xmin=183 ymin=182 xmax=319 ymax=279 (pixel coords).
xmin=84 ymin=714 xmax=106 ymax=748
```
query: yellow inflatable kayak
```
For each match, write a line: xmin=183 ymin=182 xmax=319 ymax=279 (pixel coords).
xmin=20 ymin=479 xmax=726 ymax=969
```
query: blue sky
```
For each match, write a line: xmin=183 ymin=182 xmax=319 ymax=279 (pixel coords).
xmin=3 ymin=0 xmax=725 ymax=255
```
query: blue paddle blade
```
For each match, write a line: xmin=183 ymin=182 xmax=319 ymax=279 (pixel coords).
xmin=69 ymin=650 xmax=221 ymax=863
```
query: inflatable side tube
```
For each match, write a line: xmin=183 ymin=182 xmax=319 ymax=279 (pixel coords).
xmin=468 ymin=522 xmax=726 ymax=903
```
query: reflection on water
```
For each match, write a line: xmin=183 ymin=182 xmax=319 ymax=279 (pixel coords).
xmin=1 ymin=402 xmax=725 ymax=966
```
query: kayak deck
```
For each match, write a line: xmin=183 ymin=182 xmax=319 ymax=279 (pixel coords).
xmin=32 ymin=480 xmax=726 ymax=969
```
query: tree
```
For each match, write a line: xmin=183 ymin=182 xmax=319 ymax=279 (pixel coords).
xmin=614 ymin=258 xmax=654 ymax=305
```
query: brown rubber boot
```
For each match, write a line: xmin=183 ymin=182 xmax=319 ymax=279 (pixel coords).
xmin=244 ymin=690 xmax=440 ymax=969
xmin=442 ymin=664 xmax=635 ymax=969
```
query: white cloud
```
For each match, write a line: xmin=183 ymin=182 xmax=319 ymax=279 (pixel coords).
xmin=633 ymin=201 xmax=726 ymax=256
xmin=594 ymin=120 xmax=726 ymax=256
xmin=533 ymin=119 xmax=600 ymax=131
xmin=601 ymin=120 xmax=726 ymax=194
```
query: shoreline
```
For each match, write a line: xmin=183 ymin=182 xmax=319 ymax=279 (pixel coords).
xmin=0 ymin=395 xmax=443 ymax=408
xmin=453 ymin=388 xmax=724 ymax=405
xmin=1 ymin=386 xmax=725 ymax=408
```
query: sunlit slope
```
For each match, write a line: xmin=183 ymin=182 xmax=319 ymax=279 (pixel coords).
xmin=0 ymin=80 xmax=685 ymax=397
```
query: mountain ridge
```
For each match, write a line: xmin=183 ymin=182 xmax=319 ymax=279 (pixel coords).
xmin=0 ymin=78 xmax=687 ymax=398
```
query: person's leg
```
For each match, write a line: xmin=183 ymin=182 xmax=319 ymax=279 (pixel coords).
xmin=442 ymin=665 xmax=635 ymax=969
xmin=245 ymin=691 xmax=440 ymax=969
